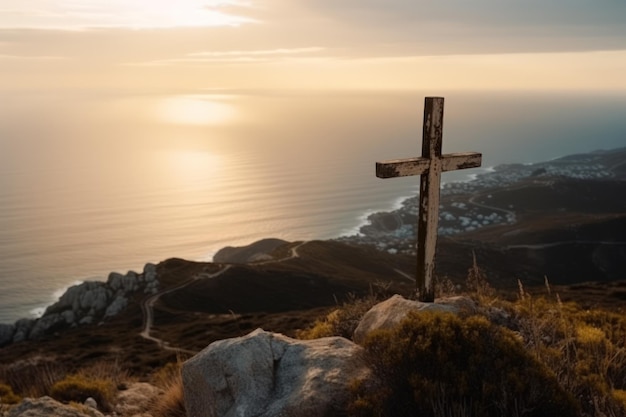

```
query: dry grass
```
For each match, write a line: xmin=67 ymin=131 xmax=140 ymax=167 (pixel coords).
xmin=148 ymin=361 xmax=186 ymax=417
xmin=297 ymin=291 xmax=387 ymax=340
xmin=0 ymin=359 xmax=67 ymax=399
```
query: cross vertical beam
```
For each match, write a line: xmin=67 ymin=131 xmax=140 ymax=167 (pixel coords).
xmin=375 ymin=97 xmax=482 ymax=302
xmin=417 ymin=97 xmax=444 ymax=302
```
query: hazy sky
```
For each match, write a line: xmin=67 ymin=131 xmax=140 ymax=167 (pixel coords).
xmin=1 ymin=0 xmax=625 ymax=91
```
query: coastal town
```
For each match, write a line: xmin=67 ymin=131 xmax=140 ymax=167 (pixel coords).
xmin=336 ymin=149 xmax=620 ymax=255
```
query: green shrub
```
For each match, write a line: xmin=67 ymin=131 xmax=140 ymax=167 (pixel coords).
xmin=0 ymin=383 xmax=21 ymax=405
xmin=50 ymin=374 xmax=116 ymax=411
xmin=350 ymin=311 xmax=578 ymax=417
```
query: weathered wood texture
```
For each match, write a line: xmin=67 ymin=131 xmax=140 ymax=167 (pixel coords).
xmin=375 ymin=97 xmax=482 ymax=302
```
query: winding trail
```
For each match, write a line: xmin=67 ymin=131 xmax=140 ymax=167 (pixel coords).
xmin=139 ymin=242 xmax=305 ymax=353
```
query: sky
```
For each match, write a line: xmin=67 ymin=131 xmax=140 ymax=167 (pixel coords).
xmin=1 ymin=0 xmax=626 ymax=91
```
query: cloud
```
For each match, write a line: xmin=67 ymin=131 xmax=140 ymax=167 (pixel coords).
xmin=0 ymin=54 xmax=65 ymax=60
xmin=0 ymin=1 xmax=257 ymax=30
xmin=263 ymin=0 xmax=626 ymax=55
xmin=125 ymin=46 xmax=327 ymax=66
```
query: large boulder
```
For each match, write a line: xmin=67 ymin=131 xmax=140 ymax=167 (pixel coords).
xmin=182 ymin=328 xmax=369 ymax=417
xmin=6 ymin=396 xmax=104 ymax=417
xmin=353 ymin=294 xmax=477 ymax=344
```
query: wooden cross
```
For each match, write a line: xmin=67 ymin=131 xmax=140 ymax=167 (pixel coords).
xmin=376 ymin=97 xmax=482 ymax=302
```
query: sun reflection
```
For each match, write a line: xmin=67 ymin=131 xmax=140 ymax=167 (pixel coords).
xmin=166 ymin=150 xmax=222 ymax=185
xmin=156 ymin=95 xmax=238 ymax=125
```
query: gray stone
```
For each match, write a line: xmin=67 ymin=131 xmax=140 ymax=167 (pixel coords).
xmin=29 ymin=314 xmax=66 ymax=339
xmin=353 ymin=294 xmax=477 ymax=344
xmin=104 ymin=295 xmax=128 ymax=318
xmin=61 ymin=310 xmax=76 ymax=326
xmin=78 ymin=285 xmax=111 ymax=313
xmin=83 ymin=397 xmax=97 ymax=410
xmin=7 ymin=396 xmax=104 ymax=417
xmin=143 ymin=263 xmax=157 ymax=283
xmin=12 ymin=319 xmax=34 ymax=343
xmin=182 ymin=328 xmax=369 ymax=417
xmin=106 ymin=272 xmax=125 ymax=292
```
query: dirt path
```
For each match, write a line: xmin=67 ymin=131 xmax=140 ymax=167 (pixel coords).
xmin=139 ymin=242 xmax=306 ymax=353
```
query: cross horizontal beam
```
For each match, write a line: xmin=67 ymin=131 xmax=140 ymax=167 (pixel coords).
xmin=376 ymin=152 xmax=482 ymax=179
xmin=374 ymin=97 xmax=482 ymax=302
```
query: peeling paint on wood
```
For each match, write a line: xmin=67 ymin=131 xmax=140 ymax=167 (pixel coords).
xmin=375 ymin=97 xmax=482 ymax=302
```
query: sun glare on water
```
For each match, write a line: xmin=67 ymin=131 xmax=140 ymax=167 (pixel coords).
xmin=156 ymin=95 xmax=238 ymax=125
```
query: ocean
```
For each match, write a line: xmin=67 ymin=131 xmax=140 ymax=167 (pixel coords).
xmin=1 ymin=89 xmax=625 ymax=324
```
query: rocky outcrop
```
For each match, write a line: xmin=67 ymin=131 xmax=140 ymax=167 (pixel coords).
xmin=213 ymin=238 xmax=288 ymax=263
xmin=113 ymin=382 xmax=163 ymax=416
xmin=353 ymin=294 xmax=477 ymax=344
xmin=11 ymin=319 xmax=35 ymax=343
xmin=6 ymin=396 xmax=104 ymax=417
xmin=182 ymin=328 xmax=369 ymax=417
xmin=1 ymin=263 xmax=159 ymax=345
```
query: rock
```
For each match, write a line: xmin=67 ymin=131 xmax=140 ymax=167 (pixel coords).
xmin=83 ymin=397 xmax=97 ymax=410
xmin=28 ymin=314 xmax=66 ymax=340
xmin=61 ymin=310 xmax=76 ymax=326
xmin=213 ymin=238 xmax=288 ymax=263
xmin=12 ymin=319 xmax=34 ymax=343
xmin=114 ymin=382 xmax=163 ymax=416
xmin=0 ymin=323 xmax=15 ymax=347
xmin=107 ymin=271 xmax=140 ymax=293
xmin=143 ymin=263 xmax=157 ymax=283
xmin=7 ymin=396 xmax=104 ymax=417
xmin=104 ymin=295 xmax=128 ymax=318
xmin=2 ymin=264 xmax=160 ymax=347
xmin=106 ymin=272 xmax=125 ymax=292
xmin=78 ymin=285 xmax=111 ymax=313
xmin=353 ymin=294 xmax=477 ymax=344
xmin=182 ymin=328 xmax=369 ymax=417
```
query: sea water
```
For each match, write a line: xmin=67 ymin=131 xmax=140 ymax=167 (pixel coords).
xmin=1 ymin=89 xmax=625 ymax=324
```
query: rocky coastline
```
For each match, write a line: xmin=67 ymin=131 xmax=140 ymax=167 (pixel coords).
xmin=0 ymin=264 xmax=159 ymax=347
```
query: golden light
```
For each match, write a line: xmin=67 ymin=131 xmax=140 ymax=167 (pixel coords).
xmin=156 ymin=95 xmax=238 ymax=125
xmin=2 ymin=0 xmax=256 ymax=29
xmin=114 ymin=0 xmax=254 ymax=28
xmin=161 ymin=150 xmax=223 ymax=188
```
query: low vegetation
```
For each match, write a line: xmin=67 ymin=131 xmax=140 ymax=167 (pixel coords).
xmin=50 ymin=374 xmax=116 ymax=412
xmin=1 ymin=259 xmax=625 ymax=417
xmin=299 ymin=262 xmax=626 ymax=417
